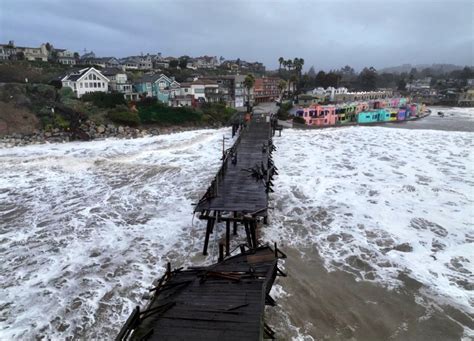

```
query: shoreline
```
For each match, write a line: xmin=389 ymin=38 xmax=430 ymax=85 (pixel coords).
xmin=0 ymin=123 xmax=220 ymax=148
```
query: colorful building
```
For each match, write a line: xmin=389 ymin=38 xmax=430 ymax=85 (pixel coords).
xmin=134 ymin=73 xmax=180 ymax=103
xmin=295 ymin=105 xmax=337 ymax=126
xmin=294 ymin=97 xmax=424 ymax=126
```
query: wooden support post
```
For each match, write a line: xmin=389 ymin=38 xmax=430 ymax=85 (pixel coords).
xmin=225 ymin=220 xmax=230 ymax=256
xmin=244 ymin=222 xmax=252 ymax=248
xmin=233 ymin=212 xmax=238 ymax=235
xmin=250 ymin=221 xmax=258 ymax=249
xmin=202 ymin=219 xmax=213 ymax=256
xmin=218 ymin=243 xmax=224 ymax=262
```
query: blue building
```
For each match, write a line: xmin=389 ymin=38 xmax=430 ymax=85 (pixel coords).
xmin=134 ymin=74 xmax=180 ymax=103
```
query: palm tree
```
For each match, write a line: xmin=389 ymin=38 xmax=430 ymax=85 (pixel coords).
xmin=293 ymin=58 xmax=305 ymax=94
xmin=278 ymin=57 xmax=284 ymax=71
xmin=243 ymin=74 xmax=255 ymax=112
xmin=278 ymin=80 xmax=287 ymax=99
xmin=286 ymin=59 xmax=293 ymax=71
xmin=289 ymin=75 xmax=298 ymax=96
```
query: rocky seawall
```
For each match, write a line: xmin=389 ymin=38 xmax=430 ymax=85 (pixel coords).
xmin=0 ymin=120 xmax=217 ymax=148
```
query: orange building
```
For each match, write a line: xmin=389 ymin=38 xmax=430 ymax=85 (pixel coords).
xmin=253 ymin=77 xmax=281 ymax=103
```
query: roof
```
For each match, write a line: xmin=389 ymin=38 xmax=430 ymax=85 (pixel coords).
xmin=62 ymin=67 xmax=109 ymax=82
xmin=135 ymin=73 xmax=176 ymax=85
xmin=101 ymin=68 xmax=125 ymax=76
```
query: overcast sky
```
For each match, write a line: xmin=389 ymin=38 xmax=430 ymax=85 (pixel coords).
xmin=0 ymin=0 xmax=472 ymax=71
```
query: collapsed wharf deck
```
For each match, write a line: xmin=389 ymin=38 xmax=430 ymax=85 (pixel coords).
xmin=117 ymin=245 xmax=287 ymax=341
xmin=195 ymin=113 xmax=279 ymax=255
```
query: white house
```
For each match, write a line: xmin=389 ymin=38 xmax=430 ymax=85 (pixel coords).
xmin=55 ymin=49 xmax=76 ymax=65
xmin=61 ymin=67 xmax=110 ymax=98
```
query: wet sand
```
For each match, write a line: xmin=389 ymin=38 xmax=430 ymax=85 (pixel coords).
xmin=268 ymin=247 xmax=471 ymax=340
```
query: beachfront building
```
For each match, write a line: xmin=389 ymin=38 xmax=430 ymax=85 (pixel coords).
xmin=295 ymin=105 xmax=338 ymax=126
xmin=61 ymin=67 xmax=109 ymax=98
xmin=253 ymin=77 xmax=280 ymax=103
xmin=134 ymin=73 xmax=180 ymax=103
xmin=294 ymin=96 xmax=417 ymax=126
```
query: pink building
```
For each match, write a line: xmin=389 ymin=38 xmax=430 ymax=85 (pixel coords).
xmin=295 ymin=105 xmax=338 ymax=126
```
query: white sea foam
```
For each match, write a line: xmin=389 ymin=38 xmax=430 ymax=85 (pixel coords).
xmin=0 ymin=129 xmax=232 ymax=339
xmin=1 ymin=109 xmax=473 ymax=338
xmin=265 ymin=121 xmax=474 ymax=317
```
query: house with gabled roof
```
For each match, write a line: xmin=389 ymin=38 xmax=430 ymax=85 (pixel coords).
xmin=134 ymin=73 xmax=180 ymax=103
xmin=61 ymin=67 xmax=109 ymax=98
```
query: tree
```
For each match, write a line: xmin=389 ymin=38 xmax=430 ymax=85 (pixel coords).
xmin=73 ymin=52 xmax=80 ymax=60
xmin=325 ymin=72 xmax=341 ymax=87
xmin=243 ymin=74 xmax=255 ymax=112
xmin=45 ymin=42 xmax=52 ymax=51
xmin=278 ymin=80 xmax=287 ymax=98
xmin=358 ymin=67 xmax=378 ymax=91
xmin=307 ymin=66 xmax=316 ymax=78
xmin=315 ymin=71 xmax=326 ymax=87
xmin=178 ymin=56 xmax=189 ymax=69
xmin=289 ymin=75 xmax=297 ymax=95
xmin=169 ymin=59 xmax=179 ymax=68
xmin=278 ymin=57 xmax=284 ymax=71
xmin=409 ymin=67 xmax=418 ymax=83
xmin=15 ymin=51 xmax=25 ymax=60
xmin=397 ymin=79 xmax=407 ymax=91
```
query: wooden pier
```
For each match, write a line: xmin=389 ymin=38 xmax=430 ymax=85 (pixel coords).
xmin=117 ymin=113 xmax=284 ymax=340
xmin=195 ymin=113 xmax=279 ymax=255
xmin=116 ymin=245 xmax=287 ymax=341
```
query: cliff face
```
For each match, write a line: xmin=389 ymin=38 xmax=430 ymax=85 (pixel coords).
xmin=0 ymin=83 xmax=50 ymax=136
xmin=0 ymin=101 xmax=40 ymax=135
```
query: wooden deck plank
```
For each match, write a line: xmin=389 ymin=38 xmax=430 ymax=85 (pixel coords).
xmin=123 ymin=246 xmax=277 ymax=341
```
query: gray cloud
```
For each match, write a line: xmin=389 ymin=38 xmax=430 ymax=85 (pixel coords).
xmin=0 ymin=0 xmax=472 ymax=70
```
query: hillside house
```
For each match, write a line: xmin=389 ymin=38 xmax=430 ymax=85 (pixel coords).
xmin=61 ymin=67 xmax=109 ymax=98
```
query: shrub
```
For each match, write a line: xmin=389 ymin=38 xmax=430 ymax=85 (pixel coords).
xmin=59 ymin=87 xmax=75 ymax=100
xmin=200 ymin=102 xmax=237 ymax=124
xmin=108 ymin=110 xmax=140 ymax=126
xmin=277 ymin=100 xmax=293 ymax=120
xmin=292 ymin=116 xmax=306 ymax=124
xmin=81 ymin=92 xmax=126 ymax=108
xmin=137 ymin=102 xmax=202 ymax=125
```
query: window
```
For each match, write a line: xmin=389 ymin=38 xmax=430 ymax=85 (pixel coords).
xmin=80 ymin=83 xmax=82 ymax=88
xmin=102 ymin=82 xmax=105 ymax=88
xmin=85 ymin=83 xmax=88 ymax=88
xmin=94 ymin=82 xmax=97 ymax=87
xmin=89 ymin=82 xmax=93 ymax=87
xmin=88 ymin=74 xmax=92 ymax=80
